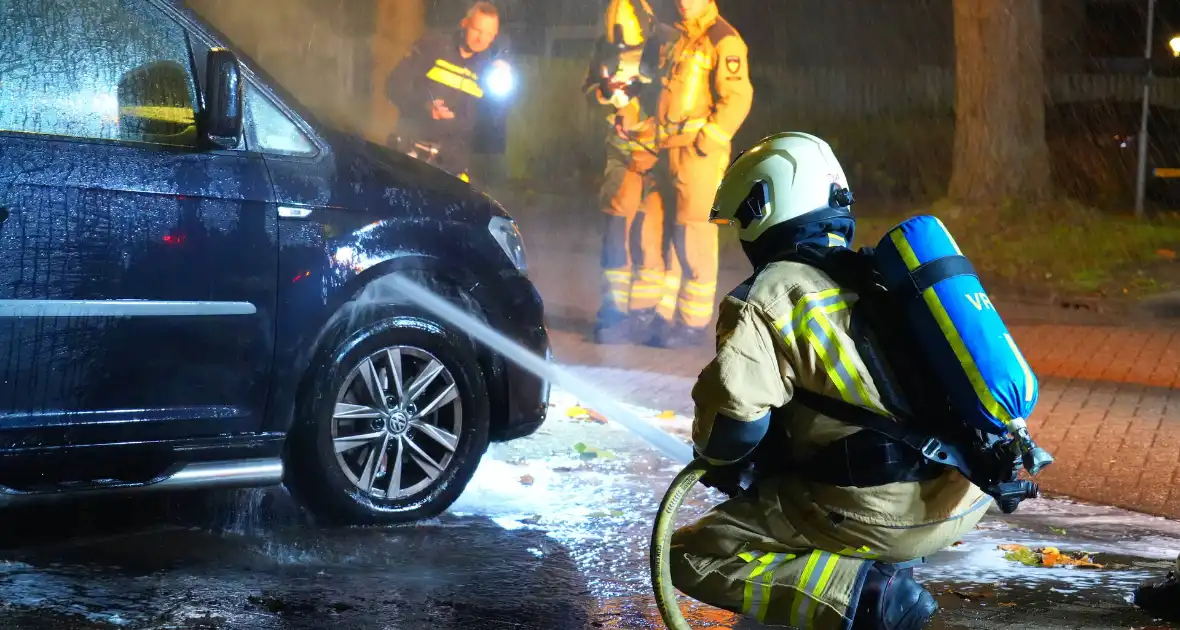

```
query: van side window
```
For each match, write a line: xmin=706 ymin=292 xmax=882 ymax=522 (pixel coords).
xmin=245 ymin=85 xmax=316 ymax=157
xmin=0 ymin=0 xmax=199 ymax=147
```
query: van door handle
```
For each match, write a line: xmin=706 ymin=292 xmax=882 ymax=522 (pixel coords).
xmin=277 ymin=206 xmax=313 ymax=219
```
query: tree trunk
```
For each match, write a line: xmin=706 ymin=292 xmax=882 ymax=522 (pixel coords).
xmin=949 ymin=0 xmax=1052 ymax=205
xmin=369 ymin=0 xmax=425 ymax=146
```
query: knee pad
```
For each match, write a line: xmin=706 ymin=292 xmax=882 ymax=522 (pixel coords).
xmin=851 ymin=562 xmax=937 ymax=630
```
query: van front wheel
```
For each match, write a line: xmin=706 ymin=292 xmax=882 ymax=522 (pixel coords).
xmin=286 ymin=311 xmax=490 ymax=525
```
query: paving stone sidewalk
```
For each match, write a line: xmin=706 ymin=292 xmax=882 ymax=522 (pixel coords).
xmin=528 ymin=242 xmax=1180 ymax=520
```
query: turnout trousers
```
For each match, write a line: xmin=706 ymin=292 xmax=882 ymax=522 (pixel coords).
xmin=669 ymin=474 xmax=990 ymax=629
xmin=599 ymin=147 xmax=682 ymax=323
xmin=607 ymin=144 xmax=728 ymax=328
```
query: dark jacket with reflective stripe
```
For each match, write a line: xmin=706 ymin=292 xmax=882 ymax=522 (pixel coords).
xmin=387 ymin=31 xmax=489 ymax=155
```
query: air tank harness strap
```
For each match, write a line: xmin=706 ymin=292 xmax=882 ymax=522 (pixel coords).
xmin=890 ymin=253 xmax=977 ymax=301
xmin=791 ymin=388 xmax=978 ymax=484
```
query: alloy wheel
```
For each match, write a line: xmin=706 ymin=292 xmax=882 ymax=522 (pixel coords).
xmin=331 ymin=346 xmax=463 ymax=500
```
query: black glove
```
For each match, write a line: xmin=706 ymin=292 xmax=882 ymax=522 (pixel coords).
xmin=621 ymin=78 xmax=644 ymax=98
xmin=697 ymin=453 xmax=751 ymax=498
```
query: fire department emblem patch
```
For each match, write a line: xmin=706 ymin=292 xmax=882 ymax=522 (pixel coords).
xmin=725 ymin=55 xmax=741 ymax=74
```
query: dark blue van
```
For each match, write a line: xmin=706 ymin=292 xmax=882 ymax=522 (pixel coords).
xmin=0 ymin=0 xmax=551 ymax=524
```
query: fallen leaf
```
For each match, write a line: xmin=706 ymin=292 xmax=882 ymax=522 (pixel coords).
xmin=1002 ymin=546 xmax=1041 ymax=567
xmin=588 ymin=410 xmax=609 ymax=424
xmin=997 ymin=544 xmax=1105 ymax=569
xmin=567 ymin=405 xmax=590 ymax=419
xmin=951 ymin=541 xmax=965 ymax=547
xmin=572 ymin=443 xmax=617 ymax=460
xmin=588 ymin=509 xmax=624 ymax=518
xmin=998 ymin=602 xmax=1017 ymax=607
xmin=1049 ymin=526 xmax=1067 ymax=535
xmin=1157 ymin=248 xmax=1176 ymax=260
xmin=519 ymin=475 xmax=534 ymax=486
xmin=657 ymin=410 xmax=676 ymax=419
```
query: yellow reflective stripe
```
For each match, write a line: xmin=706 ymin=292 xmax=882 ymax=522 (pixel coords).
xmin=434 ymin=58 xmax=477 ymax=79
xmin=825 ymin=233 xmax=847 ymax=247
xmin=803 ymin=553 xmax=842 ymax=629
xmin=757 ymin=553 xmax=795 ymax=622
xmin=772 ymin=290 xmax=846 ymax=341
xmin=458 ymin=172 xmax=470 ymax=183
xmin=837 ymin=545 xmax=879 ymax=559
xmin=934 ymin=217 xmax=963 ymax=254
xmin=772 ymin=290 xmax=883 ymax=413
xmin=738 ymin=552 xmax=797 ymax=622
xmin=809 ymin=312 xmax=877 ymax=407
xmin=426 ymin=63 xmax=484 ymax=99
xmin=604 ymin=269 xmax=633 ymax=281
xmin=679 ymin=301 xmax=715 ymax=317
xmin=683 ymin=280 xmax=716 ymax=296
xmin=742 ymin=553 xmax=775 ymax=617
xmin=790 ymin=551 xmax=825 ymax=629
xmin=802 ymin=316 xmax=858 ymax=404
xmin=701 ymin=121 xmax=732 ymax=144
xmin=662 ymin=118 xmax=708 ymax=136
xmin=888 ymin=229 xmax=1012 ymax=426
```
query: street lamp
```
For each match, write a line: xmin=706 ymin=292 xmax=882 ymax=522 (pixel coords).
xmin=1171 ymin=35 xmax=1180 ymax=57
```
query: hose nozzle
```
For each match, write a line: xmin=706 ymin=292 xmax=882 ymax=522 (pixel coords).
xmin=1022 ymin=444 xmax=1055 ymax=476
xmin=993 ymin=480 xmax=1040 ymax=514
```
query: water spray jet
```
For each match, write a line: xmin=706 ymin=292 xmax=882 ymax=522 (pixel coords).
xmin=382 ymin=275 xmax=693 ymax=465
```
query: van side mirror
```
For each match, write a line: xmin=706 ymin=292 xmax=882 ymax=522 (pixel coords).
xmin=202 ymin=47 xmax=244 ymax=149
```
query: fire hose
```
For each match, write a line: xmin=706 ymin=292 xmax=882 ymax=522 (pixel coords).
xmin=650 ymin=457 xmax=711 ymax=630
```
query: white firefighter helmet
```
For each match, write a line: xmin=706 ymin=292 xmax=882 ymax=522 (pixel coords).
xmin=605 ymin=0 xmax=655 ymax=48
xmin=709 ymin=132 xmax=854 ymax=244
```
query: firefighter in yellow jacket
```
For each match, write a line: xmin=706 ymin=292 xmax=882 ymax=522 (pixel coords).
xmin=585 ymin=0 xmax=666 ymax=343
xmin=642 ymin=0 xmax=754 ymax=348
xmin=668 ymin=133 xmax=990 ymax=629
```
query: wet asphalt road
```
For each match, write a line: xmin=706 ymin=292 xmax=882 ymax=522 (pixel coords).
xmin=1 ymin=388 xmax=1178 ymax=630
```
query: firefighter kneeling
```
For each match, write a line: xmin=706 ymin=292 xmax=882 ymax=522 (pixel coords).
xmin=667 ymin=132 xmax=1051 ymax=629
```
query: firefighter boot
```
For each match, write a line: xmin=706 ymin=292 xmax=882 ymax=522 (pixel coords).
xmin=647 ymin=319 xmax=709 ymax=349
xmin=595 ymin=308 xmax=658 ymax=345
xmin=594 ymin=308 xmax=631 ymax=345
xmin=1134 ymin=567 xmax=1180 ymax=622
xmin=852 ymin=563 xmax=938 ymax=630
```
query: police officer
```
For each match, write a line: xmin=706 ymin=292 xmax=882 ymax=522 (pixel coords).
xmin=387 ymin=1 xmax=504 ymax=184
xmin=630 ymin=0 xmax=754 ymax=348
xmin=667 ymin=133 xmax=990 ymax=629
xmin=584 ymin=0 xmax=676 ymax=344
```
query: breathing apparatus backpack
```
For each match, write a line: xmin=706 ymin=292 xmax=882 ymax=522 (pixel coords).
xmin=784 ymin=215 xmax=1054 ymax=514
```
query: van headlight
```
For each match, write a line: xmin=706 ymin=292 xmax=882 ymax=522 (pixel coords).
xmin=488 ymin=216 xmax=527 ymax=274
